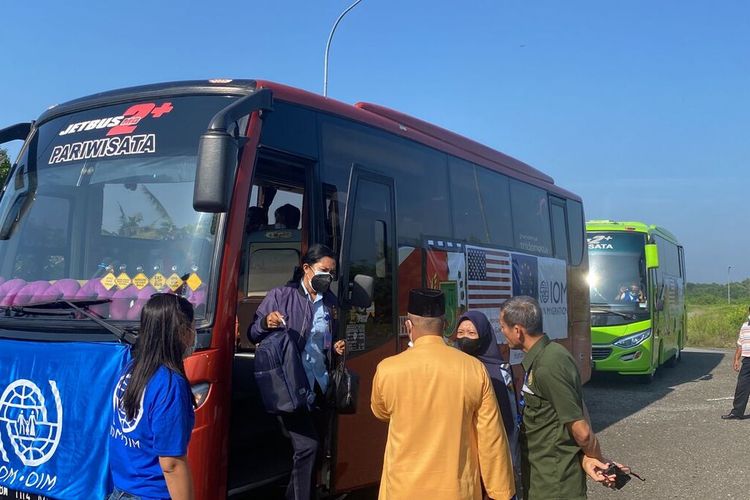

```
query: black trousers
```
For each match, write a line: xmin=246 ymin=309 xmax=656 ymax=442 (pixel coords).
xmin=279 ymin=411 xmax=319 ymax=500
xmin=279 ymin=379 xmax=334 ymax=500
xmin=732 ymin=357 xmax=750 ymax=415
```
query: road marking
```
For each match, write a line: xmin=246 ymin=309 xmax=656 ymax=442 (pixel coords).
xmin=706 ymin=396 xmax=734 ymax=401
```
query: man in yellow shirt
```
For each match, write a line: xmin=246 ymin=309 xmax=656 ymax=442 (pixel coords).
xmin=371 ymin=288 xmax=515 ymax=500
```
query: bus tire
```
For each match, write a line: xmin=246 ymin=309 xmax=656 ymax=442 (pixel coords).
xmin=666 ymin=347 xmax=681 ymax=367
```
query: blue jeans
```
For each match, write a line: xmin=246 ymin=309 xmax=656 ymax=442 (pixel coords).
xmin=106 ymin=486 xmax=141 ymax=500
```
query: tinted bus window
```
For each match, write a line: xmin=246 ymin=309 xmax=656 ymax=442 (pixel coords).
xmin=14 ymin=195 xmax=70 ymax=280
xmin=654 ymin=236 xmax=680 ymax=276
xmin=449 ymin=158 xmax=489 ymax=244
xmin=509 ymin=180 xmax=552 ymax=255
xmin=678 ymin=246 xmax=685 ymax=279
xmin=320 ymin=117 xmax=450 ymax=245
xmin=550 ymin=200 xmax=569 ymax=262
xmin=476 ymin=166 xmax=513 ymax=248
xmin=566 ymin=200 xmax=585 ymax=266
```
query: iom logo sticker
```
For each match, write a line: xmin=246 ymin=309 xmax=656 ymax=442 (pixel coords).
xmin=0 ymin=379 xmax=63 ymax=467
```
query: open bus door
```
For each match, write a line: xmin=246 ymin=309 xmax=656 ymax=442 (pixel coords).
xmin=333 ymin=166 xmax=398 ymax=493
xmin=230 ymin=154 xmax=310 ymax=496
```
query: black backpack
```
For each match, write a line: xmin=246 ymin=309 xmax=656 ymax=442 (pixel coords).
xmin=253 ymin=330 xmax=312 ymax=414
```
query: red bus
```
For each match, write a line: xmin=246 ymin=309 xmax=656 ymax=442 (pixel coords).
xmin=0 ymin=79 xmax=590 ymax=499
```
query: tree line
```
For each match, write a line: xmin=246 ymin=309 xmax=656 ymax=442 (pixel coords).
xmin=0 ymin=148 xmax=9 ymax=185
xmin=687 ymin=280 xmax=750 ymax=306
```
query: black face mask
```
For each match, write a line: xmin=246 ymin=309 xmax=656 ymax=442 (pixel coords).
xmin=310 ymin=272 xmax=333 ymax=294
xmin=456 ymin=337 xmax=483 ymax=356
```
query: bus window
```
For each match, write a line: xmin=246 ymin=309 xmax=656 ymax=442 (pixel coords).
xmin=510 ymin=180 xmax=552 ymax=255
xmin=476 ymin=166 xmax=513 ymax=248
xmin=653 ymin=235 xmax=680 ymax=277
xmin=566 ymin=199 xmax=585 ymax=266
xmin=320 ymin=117 xmax=450 ymax=245
xmin=241 ymin=161 xmax=305 ymax=298
xmin=13 ymin=195 xmax=70 ymax=281
xmin=324 ymin=184 xmax=342 ymax=254
xmin=237 ymin=158 xmax=306 ymax=351
xmin=678 ymin=246 xmax=685 ymax=279
xmin=449 ymin=158 xmax=489 ymax=244
xmin=550 ymin=199 xmax=570 ymax=262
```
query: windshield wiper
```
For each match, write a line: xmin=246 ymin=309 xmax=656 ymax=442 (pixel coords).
xmin=4 ymin=299 xmax=137 ymax=345
xmin=591 ymin=307 xmax=636 ymax=320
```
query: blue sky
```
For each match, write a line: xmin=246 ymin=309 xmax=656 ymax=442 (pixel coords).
xmin=1 ymin=1 xmax=747 ymax=283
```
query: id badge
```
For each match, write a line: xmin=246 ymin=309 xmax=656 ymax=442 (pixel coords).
xmin=324 ymin=310 xmax=333 ymax=349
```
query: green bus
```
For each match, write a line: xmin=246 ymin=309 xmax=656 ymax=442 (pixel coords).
xmin=586 ymin=220 xmax=686 ymax=382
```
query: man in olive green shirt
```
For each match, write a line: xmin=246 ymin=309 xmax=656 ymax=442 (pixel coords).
xmin=500 ymin=296 xmax=626 ymax=499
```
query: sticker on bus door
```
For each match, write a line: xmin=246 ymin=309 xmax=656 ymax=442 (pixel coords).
xmin=536 ymin=257 xmax=568 ymax=340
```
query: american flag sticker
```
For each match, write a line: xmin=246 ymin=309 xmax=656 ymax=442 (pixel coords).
xmin=466 ymin=246 xmax=513 ymax=309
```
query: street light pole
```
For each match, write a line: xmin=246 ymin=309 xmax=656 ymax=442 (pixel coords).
xmin=728 ymin=265 xmax=732 ymax=304
xmin=323 ymin=0 xmax=364 ymax=97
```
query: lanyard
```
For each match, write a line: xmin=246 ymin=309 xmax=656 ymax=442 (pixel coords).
xmin=517 ymin=370 xmax=529 ymax=427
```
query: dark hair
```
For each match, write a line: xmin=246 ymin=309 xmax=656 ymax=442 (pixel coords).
xmin=275 ymin=203 xmax=301 ymax=229
xmin=292 ymin=243 xmax=337 ymax=282
xmin=246 ymin=206 xmax=267 ymax=232
xmin=501 ymin=296 xmax=543 ymax=335
xmin=121 ymin=293 xmax=195 ymax=420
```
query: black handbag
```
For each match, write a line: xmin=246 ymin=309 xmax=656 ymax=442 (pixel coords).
xmin=332 ymin=347 xmax=359 ymax=414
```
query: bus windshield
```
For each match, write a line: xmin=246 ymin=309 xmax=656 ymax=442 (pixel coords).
xmin=0 ymin=95 xmax=237 ymax=324
xmin=587 ymin=231 xmax=649 ymax=324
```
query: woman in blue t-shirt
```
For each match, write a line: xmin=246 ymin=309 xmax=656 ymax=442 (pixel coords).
xmin=108 ymin=293 xmax=197 ymax=500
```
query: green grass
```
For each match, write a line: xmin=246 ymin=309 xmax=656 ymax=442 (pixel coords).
xmin=687 ymin=303 xmax=746 ymax=348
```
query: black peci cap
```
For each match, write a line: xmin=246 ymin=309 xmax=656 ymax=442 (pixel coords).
xmin=407 ymin=288 xmax=445 ymax=317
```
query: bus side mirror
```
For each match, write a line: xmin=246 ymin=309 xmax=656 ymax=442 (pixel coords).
xmin=350 ymin=274 xmax=374 ymax=309
xmin=193 ymin=88 xmax=273 ymax=213
xmin=0 ymin=122 xmax=32 ymax=144
xmin=193 ymin=131 xmax=237 ymax=213
xmin=645 ymin=244 xmax=659 ymax=269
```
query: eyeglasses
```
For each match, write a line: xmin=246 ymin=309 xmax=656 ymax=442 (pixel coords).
xmin=309 ymin=266 xmax=337 ymax=280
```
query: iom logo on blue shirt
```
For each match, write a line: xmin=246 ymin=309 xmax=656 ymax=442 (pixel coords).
xmin=110 ymin=374 xmax=143 ymax=449
xmin=0 ymin=378 xmax=62 ymax=490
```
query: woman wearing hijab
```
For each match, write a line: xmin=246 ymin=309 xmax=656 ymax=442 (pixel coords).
xmin=455 ymin=310 xmax=522 ymax=497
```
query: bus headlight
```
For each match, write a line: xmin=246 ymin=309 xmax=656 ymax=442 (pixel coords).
xmin=613 ymin=329 xmax=651 ymax=349
xmin=191 ymin=382 xmax=211 ymax=409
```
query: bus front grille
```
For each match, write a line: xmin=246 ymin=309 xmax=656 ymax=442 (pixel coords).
xmin=591 ymin=347 xmax=612 ymax=361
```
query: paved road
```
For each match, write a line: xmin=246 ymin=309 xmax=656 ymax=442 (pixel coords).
xmin=585 ymin=347 xmax=741 ymax=499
